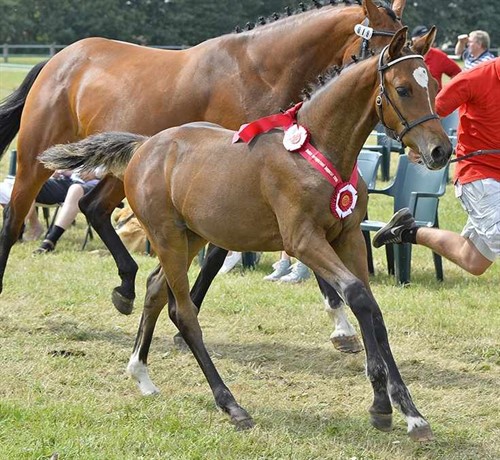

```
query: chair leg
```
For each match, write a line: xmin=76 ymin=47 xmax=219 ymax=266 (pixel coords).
xmin=362 ymin=230 xmax=374 ymax=275
xmin=433 ymin=251 xmax=444 ymax=281
xmin=394 ymin=243 xmax=411 ymax=285
xmin=381 ymin=146 xmax=390 ymax=181
xmin=385 ymin=243 xmax=395 ymax=275
xmin=81 ymin=218 xmax=94 ymax=250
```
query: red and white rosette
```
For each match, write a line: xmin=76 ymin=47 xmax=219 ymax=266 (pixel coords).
xmin=330 ymin=182 xmax=358 ymax=219
xmin=283 ymin=124 xmax=309 ymax=152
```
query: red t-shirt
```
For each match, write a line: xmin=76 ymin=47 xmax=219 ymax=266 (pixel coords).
xmin=424 ymin=47 xmax=461 ymax=92
xmin=436 ymin=58 xmax=500 ymax=184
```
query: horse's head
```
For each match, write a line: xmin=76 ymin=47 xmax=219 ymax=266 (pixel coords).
xmin=375 ymin=27 xmax=452 ymax=170
xmin=343 ymin=0 xmax=405 ymax=63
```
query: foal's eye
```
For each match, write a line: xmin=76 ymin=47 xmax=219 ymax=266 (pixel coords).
xmin=396 ymin=87 xmax=410 ymax=97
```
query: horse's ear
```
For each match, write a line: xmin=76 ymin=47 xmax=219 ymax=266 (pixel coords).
xmin=387 ymin=26 xmax=408 ymax=60
xmin=363 ymin=0 xmax=383 ymax=23
xmin=411 ymin=26 xmax=437 ymax=56
xmin=391 ymin=0 xmax=406 ymax=19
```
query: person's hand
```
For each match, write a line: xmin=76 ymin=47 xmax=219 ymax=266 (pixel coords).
xmin=457 ymin=34 xmax=468 ymax=43
xmin=408 ymin=149 xmax=423 ymax=165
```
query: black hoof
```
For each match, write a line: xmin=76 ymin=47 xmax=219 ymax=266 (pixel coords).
xmin=173 ymin=333 xmax=189 ymax=351
xmin=370 ymin=412 xmax=393 ymax=432
xmin=112 ymin=288 xmax=134 ymax=315
xmin=232 ymin=412 xmax=255 ymax=431
xmin=409 ymin=423 xmax=434 ymax=442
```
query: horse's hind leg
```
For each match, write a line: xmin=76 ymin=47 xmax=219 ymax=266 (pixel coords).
xmin=78 ymin=176 xmax=138 ymax=314
xmin=314 ymin=274 xmax=363 ymax=353
xmin=0 ymin=156 xmax=52 ymax=293
xmin=127 ymin=264 xmax=166 ymax=395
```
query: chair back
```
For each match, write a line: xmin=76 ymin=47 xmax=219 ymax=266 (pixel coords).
xmin=357 ymin=150 xmax=382 ymax=191
xmin=390 ymin=155 xmax=448 ymax=226
xmin=441 ymin=110 xmax=459 ymax=148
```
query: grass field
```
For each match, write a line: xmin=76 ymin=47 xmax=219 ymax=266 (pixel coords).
xmin=0 ymin=64 xmax=498 ymax=460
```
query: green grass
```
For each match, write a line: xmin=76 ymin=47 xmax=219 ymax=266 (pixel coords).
xmin=0 ymin=67 xmax=499 ymax=460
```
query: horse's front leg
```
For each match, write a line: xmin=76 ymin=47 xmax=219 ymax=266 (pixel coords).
xmin=334 ymin=228 xmax=433 ymax=441
xmin=78 ymin=176 xmax=138 ymax=315
xmin=314 ymin=274 xmax=363 ymax=353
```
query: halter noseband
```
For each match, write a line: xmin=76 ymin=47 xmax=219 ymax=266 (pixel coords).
xmin=375 ymin=45 xmax=440 ymax=142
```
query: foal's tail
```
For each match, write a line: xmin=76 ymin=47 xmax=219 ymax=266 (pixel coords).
xmin=0 ymin=60 xmax=48 ymax=157
xmin=39 ymin=132 xmax=148 ymax=178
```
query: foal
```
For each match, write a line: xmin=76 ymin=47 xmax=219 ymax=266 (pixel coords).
xmin=41 ymin=29 xmax=452 ymax=440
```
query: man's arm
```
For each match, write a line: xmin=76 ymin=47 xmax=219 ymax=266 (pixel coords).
xmin=435 ymin=75 xmax=470 ymax=118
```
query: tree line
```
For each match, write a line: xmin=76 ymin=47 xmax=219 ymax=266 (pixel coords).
xmin=1 ymin=0 xmax=498 ymax=50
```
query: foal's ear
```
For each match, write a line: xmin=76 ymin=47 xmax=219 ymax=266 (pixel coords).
xmin=363 ymin=0 xmax=383 ymax=23
xmin=391 ymin=0 xmax=406 ymax=19
xmin=387 ymin=26 xmax=408 ymax=60
xmin=411 ymin=26 xmax=437 ymax=56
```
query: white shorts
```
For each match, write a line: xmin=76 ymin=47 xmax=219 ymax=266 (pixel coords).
xmin=456 ymin=178 xmax=500 ymax=261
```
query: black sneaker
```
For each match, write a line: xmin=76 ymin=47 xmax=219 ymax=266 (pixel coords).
xmin=372 ymin=208 xmax=416 ymax=248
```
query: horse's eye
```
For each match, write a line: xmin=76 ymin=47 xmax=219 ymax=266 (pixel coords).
xmin=396 ymin=87 xmax=410 ymax=97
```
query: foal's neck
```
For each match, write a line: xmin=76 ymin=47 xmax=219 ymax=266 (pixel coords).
xmin=297 ymin=59 xmax=380 ymax=180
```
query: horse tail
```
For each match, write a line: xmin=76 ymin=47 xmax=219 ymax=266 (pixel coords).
xmin=0 ymin=60 xmax=48 ymax=157
xmin=38 ymin=132 xmax=148 ymax=178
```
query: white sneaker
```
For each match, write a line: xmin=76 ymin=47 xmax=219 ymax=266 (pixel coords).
xmin=219 ymin=252 xmax=242 ymax=274
xmin=263 ymin=259 xmax=291 ymax=281
xmin=279 ymin=261 xmax=310 ymax=283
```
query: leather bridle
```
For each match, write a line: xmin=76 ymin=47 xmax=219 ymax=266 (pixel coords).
xmin=376 ymin=45 xmax=439 ymax=142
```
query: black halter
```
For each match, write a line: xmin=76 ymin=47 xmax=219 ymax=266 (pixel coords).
xmin=375 ymin=45 xmax=440 ymax=142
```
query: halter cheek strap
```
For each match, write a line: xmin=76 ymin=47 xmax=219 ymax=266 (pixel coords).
xmin=376 ymin=45 xmax=440 ymax=142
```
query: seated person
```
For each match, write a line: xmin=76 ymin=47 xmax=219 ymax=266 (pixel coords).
xmin=33 ymin=170 xmax=100 ymax=254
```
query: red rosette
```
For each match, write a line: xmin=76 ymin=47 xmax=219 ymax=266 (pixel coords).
xmin=330 ymin=182 xmax=358 ymax=219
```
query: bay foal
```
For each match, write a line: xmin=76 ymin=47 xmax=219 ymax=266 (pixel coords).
xmin=40 ymin=28 xmax=452 ymax=440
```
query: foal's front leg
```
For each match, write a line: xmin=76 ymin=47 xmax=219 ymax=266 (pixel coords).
xmin=335 ymin=229 xmax=433 ymax=441
xmin=314 ymin=275 xmax=363 ymax=353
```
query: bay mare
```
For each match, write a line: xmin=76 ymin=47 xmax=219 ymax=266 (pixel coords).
xmin=0 ymin=0 xmax=406 ymax=349
xmin=40 ymin=29 xmax=453 ymax=440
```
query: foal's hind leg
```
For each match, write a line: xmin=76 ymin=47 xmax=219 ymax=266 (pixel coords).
xmin=172 ymin=243 xmax=228 ymax=347
xmin=314 ymin=274 xmax=363 ymax=353
xmin=78 ymin=177 xmax=138 ymax=314
xmin=127 ymin=264 xmax=166 ymax=395
xmin=149 ymin=224 xmax=253 ymax=429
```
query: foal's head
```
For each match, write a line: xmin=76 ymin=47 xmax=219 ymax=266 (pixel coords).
xmin=376 ymin=27 xmax=452 ymax=170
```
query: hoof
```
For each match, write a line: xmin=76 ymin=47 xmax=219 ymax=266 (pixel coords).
xmin=112 ymin=288 xmax=134 ymax=315
xmin=331 ymin=334 xmax=364 ymax=354
xmin=409 ymin=423 xmax=434 ymax=442
xmin=370 ymin=412 xmax=393 ymax=432
xmin=232 ymin=412 xmax=255 ymax=431
xmin=173 ymin=333 xmax=190 ymax=351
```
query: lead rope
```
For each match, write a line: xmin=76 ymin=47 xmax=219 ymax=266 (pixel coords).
xmin=449 ymin=149 xmax=500 ymax=163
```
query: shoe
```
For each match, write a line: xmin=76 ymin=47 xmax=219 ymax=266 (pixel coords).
xmin=32 ymin=239 xmax=55 ymax=255
xmin=279 ymin=261 xmax=310 ymax=283
xmin=219 ymin=252 xmax=242 ymax=274
xmin=372 ymin=208 xmax=416 ymax=248
xmin=263 ymin=259 xmax=291 ymax=281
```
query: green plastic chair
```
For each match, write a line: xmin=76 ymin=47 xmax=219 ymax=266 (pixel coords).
xmin=357 ymin=150 xmax=382 ymax=275
xmin=361 ymin=154 xmax=448 ymax=284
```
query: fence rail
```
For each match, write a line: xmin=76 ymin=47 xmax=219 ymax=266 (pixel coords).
xmin=2 ymin=43 xmax=187 ymax=62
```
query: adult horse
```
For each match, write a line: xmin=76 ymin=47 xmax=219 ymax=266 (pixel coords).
xmin=40 ymin=28 xmax=452 ymax=440
xmin=0 ymin=0 xmax=405 ymax=351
